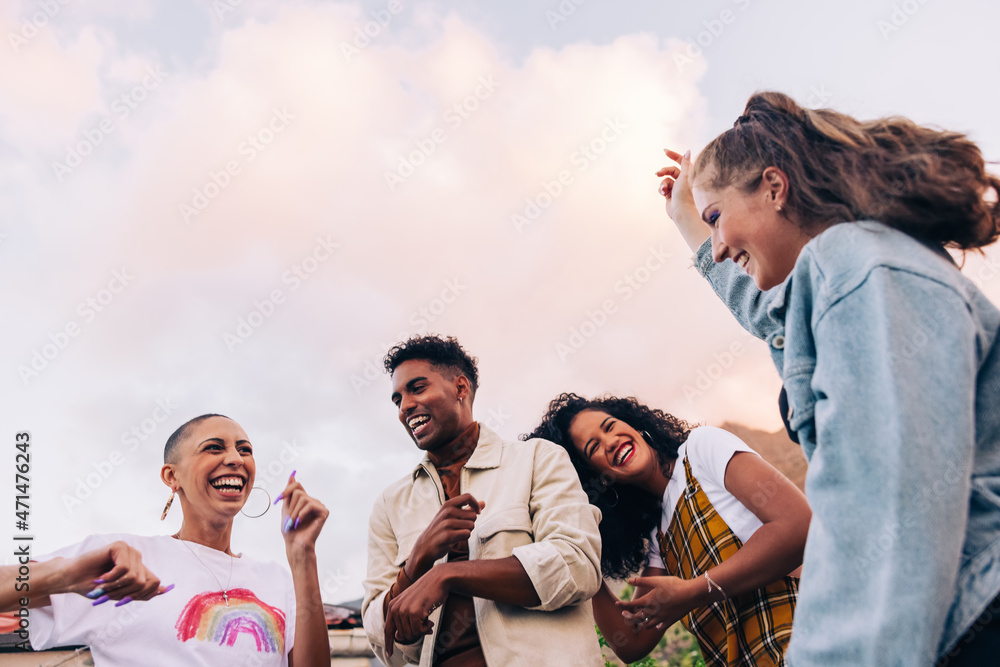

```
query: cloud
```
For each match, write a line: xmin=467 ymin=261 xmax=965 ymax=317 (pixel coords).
xmin=10 ymin=1 xmax=996 ymax=604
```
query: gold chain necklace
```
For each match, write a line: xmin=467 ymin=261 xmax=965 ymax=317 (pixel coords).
xmin=174 ymin=534 xmax=235 ymax=606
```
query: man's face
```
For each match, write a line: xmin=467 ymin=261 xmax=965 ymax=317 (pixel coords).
xmin=391 ymin=359 xmax=466 ymax=452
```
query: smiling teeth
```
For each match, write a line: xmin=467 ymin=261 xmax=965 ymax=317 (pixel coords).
xmin=211 ymin=476 xmax=244 ymax=489
xmin=408 ymin=415 xmax=429 ymax=430
xmin=736 ymin=253 xmax=749 ymax=269
xmin=614 ymin=444 xmax=633 ymax=466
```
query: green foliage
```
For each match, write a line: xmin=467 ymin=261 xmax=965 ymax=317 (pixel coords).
xmin=595 ymin=584 xmax=706 ymax=667
xmin=597 ymin=625 xmax=659 ymax=667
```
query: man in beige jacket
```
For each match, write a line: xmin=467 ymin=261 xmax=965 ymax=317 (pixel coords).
xmin=362 ymin=335 xmax=605 ymax=666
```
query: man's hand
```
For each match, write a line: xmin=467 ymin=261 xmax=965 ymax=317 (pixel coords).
xmin=405 ymin=494 xmax=484 ymax=580
xmin=384 ymin=566 xmax=450 ymax=657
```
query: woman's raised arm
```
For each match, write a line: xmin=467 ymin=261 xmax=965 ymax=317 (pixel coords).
xmin=659 ymin=149 xmax=709 ymax=253
xmin=278 ymin=472 xmax=330 ymax=667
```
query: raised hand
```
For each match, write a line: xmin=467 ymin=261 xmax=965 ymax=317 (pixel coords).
xmin=658 ymin=148 xmax=709 ymax=252
xmin=275 ymin=471 xmax=329 ymax=553
xmin=405 ymin=493 xmax=484 ymax=581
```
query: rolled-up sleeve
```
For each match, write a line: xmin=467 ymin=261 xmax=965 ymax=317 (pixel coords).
xmin=786 ymin=269 xmax=976 ymax=665
xmin=512 ymin=441 xmax=602 ymax=611
xmin=361 ymin=493 xmax=423 ymax=667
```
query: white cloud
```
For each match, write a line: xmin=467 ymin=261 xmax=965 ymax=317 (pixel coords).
xmin=4 ymin=1 xmax=998 ymax=606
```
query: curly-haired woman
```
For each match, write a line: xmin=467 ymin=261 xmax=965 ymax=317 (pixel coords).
xmin=659 ymin=91 xmax=1000 ymax=665
xmin=524 ymin=393 xmax=810 ymax=667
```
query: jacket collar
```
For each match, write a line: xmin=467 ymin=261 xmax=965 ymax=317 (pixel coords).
xmin=766 ymin=273 xmax=793 ymax=320
xmin=411 ymin=423 xmax=504 ymax=480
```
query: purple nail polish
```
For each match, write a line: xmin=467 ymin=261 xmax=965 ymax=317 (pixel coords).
xmin=283 ymin=517 xmax=293 ymax=533
xmin=115 ymin=596 xmax=133 ymax=607
xmin=162 ymin=584 xmax=176 ymax=594
xmin=294 ymin=516 xmax=300 ymax=530
xmin=273 ymin=493 xmax=284 ymax=505
xmin=289 ymin=470 xmax=297 ymax=479
xmin=86 ymin=588 xmax=105 ymax=600
xmin=93 ymin=579 xmax=105 ymax=584
xmin=92 ymin=595 xmax=110 ymax=606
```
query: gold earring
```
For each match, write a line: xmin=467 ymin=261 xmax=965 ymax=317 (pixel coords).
xmin=160 ymin=490 xmax=175 ymax=521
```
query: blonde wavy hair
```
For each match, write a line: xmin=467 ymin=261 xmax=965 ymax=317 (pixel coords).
xmin=693 ymin=91 xmax=1000 ymax=250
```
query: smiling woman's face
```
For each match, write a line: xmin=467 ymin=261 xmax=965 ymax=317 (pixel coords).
xmin=170 ymin=416 xmax=255 ymax=519
xmin=567 ymin=409 xmax=659 ymax=487
xmin=692 ymin=166 xmax=813 ymax=291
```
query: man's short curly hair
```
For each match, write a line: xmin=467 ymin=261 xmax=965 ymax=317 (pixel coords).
xmin=383 ymin=335 xmax=480 ymax=395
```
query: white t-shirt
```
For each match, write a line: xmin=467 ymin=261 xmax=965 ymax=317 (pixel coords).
xmin=647 ymin=426 xmax=763 ymax=569
xmin=29 ymin=533 xmax=296 ymax=666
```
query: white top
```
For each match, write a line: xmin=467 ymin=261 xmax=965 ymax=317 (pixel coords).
xmin=29 ymin=533 xmax=296 ymax=666
xmin=646 ymin=426 xmax=763 ymax=569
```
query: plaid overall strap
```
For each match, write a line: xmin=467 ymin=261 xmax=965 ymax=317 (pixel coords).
xmin=657 ymin=456 xmax=798 ymax=667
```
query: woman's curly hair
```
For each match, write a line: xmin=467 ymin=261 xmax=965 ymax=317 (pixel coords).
xmin=522 ymin=393 xmax=693 ymax=580
xmin=694 ymin=90 xmax=1000 ymax=250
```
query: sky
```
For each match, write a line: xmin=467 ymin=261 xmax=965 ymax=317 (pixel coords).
xmin=2 ymin=0 xmax=999 ymax=605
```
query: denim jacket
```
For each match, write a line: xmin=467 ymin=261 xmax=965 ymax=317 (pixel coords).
xmin=695 ymin=221 xmax=1000 ymax=665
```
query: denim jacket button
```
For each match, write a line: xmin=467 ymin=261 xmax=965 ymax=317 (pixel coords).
xmin=772 ymin=334 xmax=786 ymax=349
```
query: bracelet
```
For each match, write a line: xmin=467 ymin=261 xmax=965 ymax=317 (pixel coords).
xmin=704 ymin=571 xmax=727 ymax=600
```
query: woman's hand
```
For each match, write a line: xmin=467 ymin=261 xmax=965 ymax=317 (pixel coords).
xmin=658 ymin=148 xmax=710 ymax=253
xmin=277 ymin=472 xmax=330 ymax=667
xmin=66 ymin=541 xmax=172 ymax=606
xmin=616 ymin=574 xmax=704 ymax=631
xmin=276 ymin=472 xmax=329 ymax=556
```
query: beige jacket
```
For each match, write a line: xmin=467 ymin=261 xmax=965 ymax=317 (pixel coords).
xmin=362 ymin=425 xmax=604 ymax=666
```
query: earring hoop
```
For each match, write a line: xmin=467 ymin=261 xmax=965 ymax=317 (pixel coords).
xmin=240 ymin=486 xmax=272 ymax=519
xmin=160 ymin=490 xmax=175 ymax=521
xmin=605 ymin=486 xmax=619 ymax=508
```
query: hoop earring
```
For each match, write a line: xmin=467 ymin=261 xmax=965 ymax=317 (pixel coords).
xmin=240 ymin=487 xmax=272 ymax=519
xmin=160 ymin=490 xmax=175 ymax=521
xmin=605 ymin=486 xmax=619 ymax=508
xmin=641 ymin=430 xmax=655 ymax=445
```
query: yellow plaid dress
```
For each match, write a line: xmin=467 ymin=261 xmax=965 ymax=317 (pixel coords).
xmin=656 ymin=457 xmax=798 ymax=667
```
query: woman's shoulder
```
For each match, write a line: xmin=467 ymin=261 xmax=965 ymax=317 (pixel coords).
xmin=683 ymin=427 xmax=756 ymax=484
xmin=684 ymin=425 xmax=754 ymax=454
xmin=797 ymin=221 xmax=971 ymax=306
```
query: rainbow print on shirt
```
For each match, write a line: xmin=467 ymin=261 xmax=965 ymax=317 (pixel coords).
xmin=175 ymin=588 xmax=286 ymax=654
